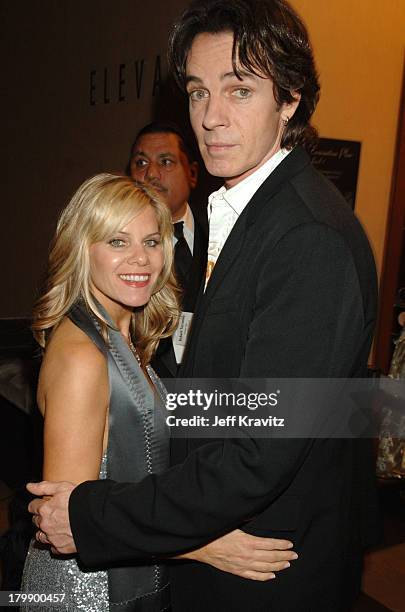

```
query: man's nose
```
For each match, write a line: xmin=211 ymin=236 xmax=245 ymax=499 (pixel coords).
xmin=145 ymin=161 xmax=161 ymax=181
xmin=202 ymin=95 xmax=228 ymax=130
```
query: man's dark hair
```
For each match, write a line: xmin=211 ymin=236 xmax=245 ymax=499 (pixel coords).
xmin=168 ymin=0 xmax=320 ymax=149
xmin=131 ymin=121 xmax=197 ymax=164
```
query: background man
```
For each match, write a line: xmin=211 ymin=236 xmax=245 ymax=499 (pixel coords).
xmin=30 ymin=1 xmax=379 ymax=610
xmin=129 ymin=121 xmax=208 ymax=375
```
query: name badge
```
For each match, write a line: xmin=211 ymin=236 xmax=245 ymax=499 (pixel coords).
xmin=173 ymin=311 xmax=194 ymax=364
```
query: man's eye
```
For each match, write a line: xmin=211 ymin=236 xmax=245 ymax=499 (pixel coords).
xmin=161 ymin=159 xmax=174 ymax=167
xmin=134 ymin=158 xmax=148 ymax=168
xmin=108 ymin=238 xmax=126 ymax=248
xmin=233 ymin=88 xmax=251 ymax=99
xmin=189 ymin=89 xmax=208 ymax=101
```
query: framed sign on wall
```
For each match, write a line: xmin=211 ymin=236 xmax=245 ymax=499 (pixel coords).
xmin=310 ymin=137 xmax=362 ymax=210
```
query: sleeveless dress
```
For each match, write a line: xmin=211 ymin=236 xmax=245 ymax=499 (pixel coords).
xmin=21 ymin=301 xmax=171 ymax=611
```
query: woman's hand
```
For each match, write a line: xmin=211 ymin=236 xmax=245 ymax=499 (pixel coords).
xmin=176 ymin=529 xmax=298 ymax=581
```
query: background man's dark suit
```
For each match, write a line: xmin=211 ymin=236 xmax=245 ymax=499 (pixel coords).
xmin=151 ymin=210 xmax=207 ymax=378
xmin=128 ymin=121 xmax=208 ymax=378
xmin=69 ymin=147 xmax=379 ymax=611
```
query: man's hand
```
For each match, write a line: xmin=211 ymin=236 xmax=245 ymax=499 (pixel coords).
xmin=27 ymin=481 xmax=77 ymax=555
xmin=177 ymin=529 xmax=298 ymax=581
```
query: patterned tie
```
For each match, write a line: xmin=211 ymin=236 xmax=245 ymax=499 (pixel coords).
xmin=173 ymin=221 xmax=193 ymax=288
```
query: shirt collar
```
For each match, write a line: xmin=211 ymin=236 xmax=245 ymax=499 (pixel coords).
xmin=208 ymin=148 xmax=291 ymax=217
xmin=176 ymin=202 xmax=194 ymax=233
xmin=174 ymin=203 xmax=194 ymax=253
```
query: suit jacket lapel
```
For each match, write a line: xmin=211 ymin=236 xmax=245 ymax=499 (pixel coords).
xmin=182 ymin=216 xmax=208 ymax=312
xmin=182 ymin=147 xmax=312 ymax=372
xmin=243 ymin=146 xmax=311 ymax=227
xmin=202 ymin=211 xmax=248 ymax=303
xmin=202 ymin=148 xmax=310 ymax=303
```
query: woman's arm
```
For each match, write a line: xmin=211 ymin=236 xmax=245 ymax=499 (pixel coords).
xmin=34 ymin=326 xmax=297 ymax=580
xmin=39 ymin=324 xmax=109 ymax=484
xmin=176 ymin=529 xmax=297 ymax=581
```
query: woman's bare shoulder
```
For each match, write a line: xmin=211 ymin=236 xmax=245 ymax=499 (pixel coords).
xmin=38 ymin=318 xmax=110 ymax=482
xmin=46 ymin=317 xmax=104 ymax=359
xmin=38 ymin=317 xmax=107 ymax=396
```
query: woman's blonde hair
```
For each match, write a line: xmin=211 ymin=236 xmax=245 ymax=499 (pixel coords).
xmin=32 ymin=173 xmax=179 ymax=365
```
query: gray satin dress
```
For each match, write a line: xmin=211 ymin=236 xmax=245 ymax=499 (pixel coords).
xmin=21 ymin=301 xmax=171 ymax=611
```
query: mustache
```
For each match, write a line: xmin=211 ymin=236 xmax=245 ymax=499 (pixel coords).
xmin=146 ymin=179 xmax=167 ymax=193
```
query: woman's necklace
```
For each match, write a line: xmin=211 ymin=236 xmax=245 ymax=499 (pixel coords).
xmin=127 ymin=335 xmax=142 ymax=367
xmin=127 ymin=334 xmax=154 ymax=389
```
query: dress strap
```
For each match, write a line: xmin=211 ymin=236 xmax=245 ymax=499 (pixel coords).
xmin=67 ymin=302 xmax=108 ymax=356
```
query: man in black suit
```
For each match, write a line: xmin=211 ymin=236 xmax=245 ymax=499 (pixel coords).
xmin=29 ymin=1 xmax=379 ymax=610
xmin=129 ymin=122 xmax=208 ymax=376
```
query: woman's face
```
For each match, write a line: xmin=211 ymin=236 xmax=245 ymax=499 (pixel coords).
xmin=89 ymin=205 xmax=164 ymax=316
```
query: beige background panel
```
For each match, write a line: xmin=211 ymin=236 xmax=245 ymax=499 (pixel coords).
xmin=2 ymin=1 xmax=405 ymax=316
xmin=2 ymin=0 xmax=189 ymax=317
xmin=292 ymin=0 xmax=405 ymax=275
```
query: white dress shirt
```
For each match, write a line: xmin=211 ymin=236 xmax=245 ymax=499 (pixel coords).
xmin=205 ymin=149 xmax=291 ymax=286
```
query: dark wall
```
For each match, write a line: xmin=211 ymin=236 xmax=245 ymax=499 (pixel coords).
xmin=2 ymin=0 xmax=218 ymax=317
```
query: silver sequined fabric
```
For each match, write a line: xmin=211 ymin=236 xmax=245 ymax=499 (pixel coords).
xmin=20 ymin=454 xmax=109 ymax=611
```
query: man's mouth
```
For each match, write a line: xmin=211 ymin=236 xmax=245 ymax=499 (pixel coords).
xmin=205 ymin=143 xmax=236 ymax=154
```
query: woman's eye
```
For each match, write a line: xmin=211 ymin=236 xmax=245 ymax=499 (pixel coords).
xmin=144 ymin=239 xmax=160 ymax=247
xmin=108 ymin=238 xmax=126 ymax=248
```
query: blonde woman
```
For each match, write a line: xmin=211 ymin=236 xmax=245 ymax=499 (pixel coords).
xmin=22 ymin=174 xmax=296 ymax=611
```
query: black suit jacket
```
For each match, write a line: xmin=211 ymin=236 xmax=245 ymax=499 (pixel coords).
xmin=70 ymin=148 xmax=379 ymax=611
xmin=151 ymin=212 xmax=208 ymax=378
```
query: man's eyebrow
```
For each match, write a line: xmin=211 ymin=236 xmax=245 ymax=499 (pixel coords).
xmin=222 ymin=70 xmax=256 ymax=81
xmin=132 ymin=150 xmax=176 ymax=158
xmin=185 ymin=75 xmax=203 ymax=86
xmin=132 ymin=149 xmax=149 ymax=158
xmin=185 ymin=70 xmax=256 ymax=85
